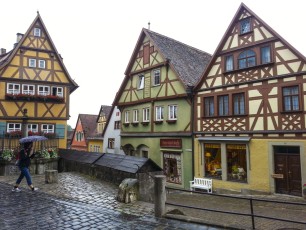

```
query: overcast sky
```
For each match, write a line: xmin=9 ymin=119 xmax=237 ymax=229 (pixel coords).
xmin=1 ymin=0 xmax=306 ymax=127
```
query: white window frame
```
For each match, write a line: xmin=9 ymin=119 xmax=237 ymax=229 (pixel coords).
xmin=155 ymin=106 xmax=164 ymax=121
xmin=168 ymin=105 xmax=177 ymax=120
xmin=51 ymin=86 xmax=63 ymax=97
xmin=38 ymin=85 xmax=50 ymax=96
xmin=22 ymin=84 xmax=35 ymax=95
xmin=38 ymin=60 xmax=45 ymax=69
xmin=7 ymin=123 xmax=21 ymax=132
xmin=138 ymin=75 xmax=144 ymax=89
xmin=27 ymin=124 xmax=38 ymax=132
xmin=34 ymin=28 xmax=41 ymax=37
xmin=29 ymin=58 xmax=36 ymax=68
xmin=133 ymin=110 xmax=139 ymax=122
xmin=7 ymin=83 xmax=20 ymax=95
xmin=124 ymin=111 xmax=130 ymax=123
xmin=41 ymin=124 xmax=54 ymax=133
xmin=143 ymin=108 xmax=150 ymax=122
xmin=152 ymin=69 xmax=161 ymax=86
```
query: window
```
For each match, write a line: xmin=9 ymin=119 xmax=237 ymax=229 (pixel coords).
xmin=38 ymin=60 xmax=45 ymax=69
xmin=29 ymin=59 xmax=36 ymax=68
xmin=227 ymin=144 xmax=247 ymax=182
xmin=238 ymin=50 xmax=256 ymax=69
xmin=114 ymin=121 xmax=121 ymax=129
xmin=240 ymin=18 xmax=251 ymax=34
xmin=204 ymin=144 xmax=222 ymax=179
xmin=52 ymin=87 xmax=63 ymax=97
xmin=34 ymin=28 xmax=41 ymax=37
xmin=124 ymin=111 xmax=129 ymax=123
xmin=152 ymin=69 xmax=161 ymax=86
xmin=225 ymin=55 xmax=234 ymax=72
xmin=76 ymin=131 xmax=84 ymax=141
xmin=22 ymin=84 xmax=35 ymax=95
xmin=7 ymin=123 xmax=21 ymax=132
xmin=41 ymin=124 xmax=54 ymax=133
xmin=204 ymin=97 xmax=214 ymax=117
xmin=133 ymin=110 xmax=139 ymax=122
xmin=38 ymin=85 xmax=50 ymax=96
xmin=261 ymin=46 xmax=271 ymax=64
xmin=283 ymin=86 xmax=299 ymax=111
xmin=218 ymin=95 xmax=229 ymax=116
xmin=143 ymin=108 xmax=150 ymax=122
xmin=27 ymin=124 xmax=38 ymax=133
xmin=163 ymin=152 xmax=182 ymax=184
xmin=155 ymin=106 xmax=164 ymax=121
xmin=7 ymin=83 xmax=20 ymax=95
xmin=108 ymin=138 xmax=115 ymax=149
xmin=168 ymin=105 xmax=177 ymax=120
xmin=233 ymin=93 xmax=245 ymax=115
xmin=138 ymin=75 xmax=144 ymax=89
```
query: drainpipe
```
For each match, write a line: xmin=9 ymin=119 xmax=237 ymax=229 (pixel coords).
xmin=186 ymin=84 xmax=194 ymax=179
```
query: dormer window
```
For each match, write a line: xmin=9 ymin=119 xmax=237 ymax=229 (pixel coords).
xmin=240 ymin=18 xmax=251 ymax=34
xmin=238 ymin=50 xmax=256 ymax=69
xmin=34 ymin=28 xmax=41 ymax=37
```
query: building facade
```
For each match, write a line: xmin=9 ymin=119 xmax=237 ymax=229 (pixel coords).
xmin=0 ymin=13 xmax=78 ymax=149
xmin=115 ymin=29 xmax=211 ymax=188
xmin=194 ymin=4 xmax=306 ymax=196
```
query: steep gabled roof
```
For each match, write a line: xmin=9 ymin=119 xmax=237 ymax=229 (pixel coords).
xmin=78 ymin=114 xmax=98 ymax=140
xmin=195 ymin=3 xmax=306 ymax=90
xmin=115 ymin=28 xmax=211 ymax=104
xmin=96 ymin=105 xmax=112 ymax=123
xmin=143 ymin=29 xmax=212 ymax=86
xmin=0 ymin=12 xmax=78 ymax=93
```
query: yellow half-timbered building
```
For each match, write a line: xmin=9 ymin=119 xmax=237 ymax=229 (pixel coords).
xmin=194 ymin=3 xmax=306 ymax=197
xmin=0 ymin=13 xmax=78 ymax=148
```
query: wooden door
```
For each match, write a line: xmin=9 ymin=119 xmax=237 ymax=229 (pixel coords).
xmin=274 ymin=146 xmax=301 ymax=196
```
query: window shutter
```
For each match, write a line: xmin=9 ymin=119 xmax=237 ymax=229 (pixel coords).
xmin=0 ymin=122 xmax=6 ymax=137
xmin=55 ymin=124 xmax=65 ymax=139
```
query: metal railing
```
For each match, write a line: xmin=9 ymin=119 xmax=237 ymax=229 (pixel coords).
xmin=165 ymin=187 xmax=306 ymax=229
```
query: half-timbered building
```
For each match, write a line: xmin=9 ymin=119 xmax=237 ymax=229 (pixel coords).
xmin=0 ymin=13 xmax=78 ymax=149
xmin=114 ymin=29 xmax=211 ymax=188
xmin=194 ymin=3 xmax=306 ymax=196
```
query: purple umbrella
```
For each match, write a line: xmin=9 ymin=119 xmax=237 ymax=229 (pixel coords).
xmin=19 ymin=135 xmax=48 ymax=144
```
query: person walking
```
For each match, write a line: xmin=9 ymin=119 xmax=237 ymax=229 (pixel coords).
xmin=12 ymin=141 xmax=38 ymax=192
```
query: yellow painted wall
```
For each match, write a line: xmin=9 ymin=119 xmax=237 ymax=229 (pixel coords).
xmin=194 ymin=138 xmax=306 ymax=193
xmin=88 ymin=140 xmax=103 ymax=152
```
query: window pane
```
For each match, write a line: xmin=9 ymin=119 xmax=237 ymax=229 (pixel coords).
xmin=225 ymin=56 xmax=233 ymax=71
xmin=240 ymin=18 xmax=251 ymax=34
xmin=204 ymin=144 xmax=222 ymax=179
xmin=227 ymin=144 xmax=247 ymax=182
xmin=261 ymin=46 xmax=271 ymax=64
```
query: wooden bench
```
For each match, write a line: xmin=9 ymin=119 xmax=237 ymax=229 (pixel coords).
xmin=190 ymin=177 xmax=212 ymax=193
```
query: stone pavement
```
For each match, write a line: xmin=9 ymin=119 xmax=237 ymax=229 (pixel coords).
xmin=166 ymin=189 xmax=306 ymax=230
xmin=0 ymin=172 xmax=221 ymax=230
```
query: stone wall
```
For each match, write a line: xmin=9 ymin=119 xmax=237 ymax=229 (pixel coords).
xmin=0 ymin=158 xmax=58 ymax=176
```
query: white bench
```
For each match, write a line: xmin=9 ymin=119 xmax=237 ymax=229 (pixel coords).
xmin=190 ymin=177 xmax=212 ymax=193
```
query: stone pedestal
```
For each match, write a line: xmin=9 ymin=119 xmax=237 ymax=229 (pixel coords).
xmin=45 ymin=170 xmax=58 ymax=183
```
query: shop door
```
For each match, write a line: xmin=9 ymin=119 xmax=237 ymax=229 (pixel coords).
xmin=274 ymin=147 xmax=301 ymax=196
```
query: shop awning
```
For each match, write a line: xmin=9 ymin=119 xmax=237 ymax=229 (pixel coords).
xmin=197 ymin=137 xmax=251 ymax=142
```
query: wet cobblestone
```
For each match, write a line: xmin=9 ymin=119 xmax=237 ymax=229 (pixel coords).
xmin=0 ymin=172 xmax=221 ymax=230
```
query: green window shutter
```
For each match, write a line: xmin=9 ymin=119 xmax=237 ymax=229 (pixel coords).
xmin=55 ymin=124 xmax=65 ymax=139
xmin=0 ymin=122 xmax=6 ymax=137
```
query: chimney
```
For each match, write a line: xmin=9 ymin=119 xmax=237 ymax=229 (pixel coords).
xmin=16 ymin=33 xmax=23 ymax=43
xmin=0 ymin=48 xmax=6 ymax=55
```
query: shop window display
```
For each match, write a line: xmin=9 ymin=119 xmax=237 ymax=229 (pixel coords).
xmin=226 ymin=144 xmax=247 ymax=182
xmin=204 ymin=144 xmax=222 ymax=179
xmin=163 ymin=152 xmax=182 ymax=184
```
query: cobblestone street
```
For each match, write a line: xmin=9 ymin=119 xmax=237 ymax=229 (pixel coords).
xmin=0 ymin=172 xmax=220 ymax=230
